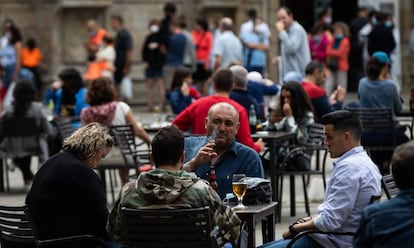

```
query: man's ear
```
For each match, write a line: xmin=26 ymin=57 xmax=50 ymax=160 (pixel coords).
xmin=205 ymin=117 xmax=208 ymax=129
xmin=235 ymin=121 xmax=240 ymax=135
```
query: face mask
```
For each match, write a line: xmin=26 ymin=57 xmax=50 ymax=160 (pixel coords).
xmin=324 ymin=17 xmax=332 ymax=24
xmin=335 ymin=34 xmax=344 ymax=39
xmin=150 ymin=25 xmax=159 ymax=33
xmin=371 ymin=17 xmax=377 ymax=25
xmin=88 ymin=31 xmax=97 ymax=36
xmin=385 ymin=21 xmax=393 ymax=27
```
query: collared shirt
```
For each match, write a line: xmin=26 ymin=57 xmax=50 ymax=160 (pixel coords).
xmin=212 ymin=31 xmax=243 ymax=69
xmin=312 ymin=146 xmax=381 ymax=248
xmin=353 ymin=188 xmax=414 ymax=247
xmin=184 ymin=136 xmax=264 ymax=199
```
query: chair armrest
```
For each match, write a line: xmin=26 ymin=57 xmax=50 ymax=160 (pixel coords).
xmin=287 ymin=230 xmax=354 ymax=248
xmin=38 ymin=234 xmax=109 ymax=247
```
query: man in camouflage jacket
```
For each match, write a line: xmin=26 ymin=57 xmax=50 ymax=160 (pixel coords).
xmin=107 ymin=126 xmax=241 ymax=247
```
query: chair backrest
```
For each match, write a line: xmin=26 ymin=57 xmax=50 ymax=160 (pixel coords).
xmin=25 ymin=206 xmax=109 ymax=248
xmin=0 ymin=115 xmax=40 ymax=138
xmin=109 ymin=125 xmax=151 ymax=168
xmin=345 ymin=107 xmax=395 ymax=144
xmin=345 ymin=107 xmax=394 ymax=130
xmin=382 ymin=173 xmax=400 ymax=199
xmin=0 ymin=115 xmax=42 ymax=157
xmin=54 ymin=118 xmax=76 ymax=141
xmin=121 ymin=207 xmax=213 ymax=248
xmin=0 ymin=205 xmax=36 ymax=248
xmin=306 ymin=123 xmax=325 ymax=146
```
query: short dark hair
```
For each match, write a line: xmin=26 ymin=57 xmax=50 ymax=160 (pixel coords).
xmin=321 ymin=110 xmax=362 ymax=140
xmin=111 ymin=15 xmax=124 ymax=24
xmin=163 ymin=2 xmax=176 ymax=14
xmin=391 ymin=140 xmax=414 ymax=189
xmin=151 ymin=126 xmax=184 ymax=166
xmin=248 ymin=9 xmax=257 ymax=19
xmin=195 ymin=18 xmax=208 ymax=31
xmin=213 ymin=69 xmax=234 ymax=92
xmin=305 ymin=60 xmax=324 ymax=75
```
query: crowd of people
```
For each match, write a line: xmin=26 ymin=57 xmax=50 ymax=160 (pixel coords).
xmin=0 ymin=2 xmax=412 ymax=248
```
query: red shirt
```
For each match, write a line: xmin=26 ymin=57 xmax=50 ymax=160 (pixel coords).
xmin=301 ymin=81 xmax=326 ymax=99
xmin=172 ymin=96 xmax=260 ymax=152
xmin=191 ymin=30 xmax=213 ymax=68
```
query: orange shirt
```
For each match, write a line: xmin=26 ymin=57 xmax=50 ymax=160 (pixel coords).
xmin=21 ymin=47 xmax=42 ymax=67
xmin=88 ymin=28 xmax=107 ymax=46
xmin=326 ymin=37 xmax=350 ymax=72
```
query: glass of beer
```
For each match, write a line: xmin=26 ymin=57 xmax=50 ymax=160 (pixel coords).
xmin=232 ymin=174 xmax=247 ymax=209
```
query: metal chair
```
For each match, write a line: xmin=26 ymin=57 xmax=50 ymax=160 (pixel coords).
xmin=95 ymin=125 xmax=151 ymax=202
xmin=0 ymin=205 xmax=36 ymax=248
xmin=121 ymin=207 xmax=214 ymax=248
xmin=53 ymin=117 xmax=77 ymax=141
xmin=24 ymin=206 xmax=109 ymax=248
xmin=345 ymin=107 xmax=397 ymax=173
xmin=109 ymin=124 xmax=152 ymax=179
xmin=382 ymin=173 xmax=399 ymax=199
xmin=277 ymin=123 xmax=328 ymax=218
xmin=0 ymin=116 xmax=43 ymax=192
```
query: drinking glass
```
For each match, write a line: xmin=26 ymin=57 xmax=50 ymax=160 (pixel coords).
xmin=232 ymin=174 xmax=247 ymax=209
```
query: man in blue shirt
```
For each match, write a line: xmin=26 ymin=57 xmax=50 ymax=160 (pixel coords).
xmin=182 ymin=102 xmax=264 ymax=199
xmin=354 ymin=140 xmax=414 ymax=247
xmin=259 ymin=110 xmax=381 ymax=248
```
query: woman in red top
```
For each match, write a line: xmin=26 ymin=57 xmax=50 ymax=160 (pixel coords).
xmin=325 ymin=21 xmax=350 ymax=95
xmin=191 ymin=18 xmax=212 ymax=96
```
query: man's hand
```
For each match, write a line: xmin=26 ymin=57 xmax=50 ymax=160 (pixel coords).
xmin=329 ymin=86 xmax=346 ymax=105
xmin=183 ymin=142 xmax=217 ymax=172
xmin=255 ymin=138 xmax=265 ymax=152
xmin=275 ymin=21 xmax=285 ymax=33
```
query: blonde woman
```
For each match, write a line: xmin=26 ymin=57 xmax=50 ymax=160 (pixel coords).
xmin=26 ymin=123 xmax=118 ymax=247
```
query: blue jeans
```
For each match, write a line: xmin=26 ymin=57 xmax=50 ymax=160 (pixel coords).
xmin=258 ymin=236 xmax=323 ymax=248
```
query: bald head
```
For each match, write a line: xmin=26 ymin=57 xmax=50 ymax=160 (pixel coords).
xmin=220 ymin=17 xmax=233 ymax=31
xmin=206 ymin=102 xmax=240 ymax=150
xmin=208 ymin=102 xmax=238 ymax=120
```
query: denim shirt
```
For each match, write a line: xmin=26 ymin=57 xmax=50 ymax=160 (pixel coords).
xmin=353 ymin=188 xmax=414 ymax=247
xmin=184 ymin=136 xmax=264 ymax=199
xmin=311 ymin=146 xmax=381 ymax=248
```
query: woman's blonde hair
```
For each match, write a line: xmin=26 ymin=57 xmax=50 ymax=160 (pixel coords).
xmin=62 ymin=122 xmax=114 ymax=162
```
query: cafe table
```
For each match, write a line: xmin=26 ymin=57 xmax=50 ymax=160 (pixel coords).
xmin=251 ymin=131 xmax=295 ymax=220
xmin=233 ymin=202 xmax=278 ymax=248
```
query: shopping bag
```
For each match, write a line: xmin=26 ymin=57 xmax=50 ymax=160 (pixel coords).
xmin=120 ymin=76 xmax=133 ymax=100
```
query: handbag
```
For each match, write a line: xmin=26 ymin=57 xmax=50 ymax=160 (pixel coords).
xmin=327 ymin=57 xmax=339 ymax=72
xmin=240 ymin=177 xmax=272 ymax=204
xmin=283 ymin=147 xmax=311 ymax=171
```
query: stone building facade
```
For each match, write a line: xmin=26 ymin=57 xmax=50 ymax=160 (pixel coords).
xmin=0 ymin=0 xmax=412 ymax=102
